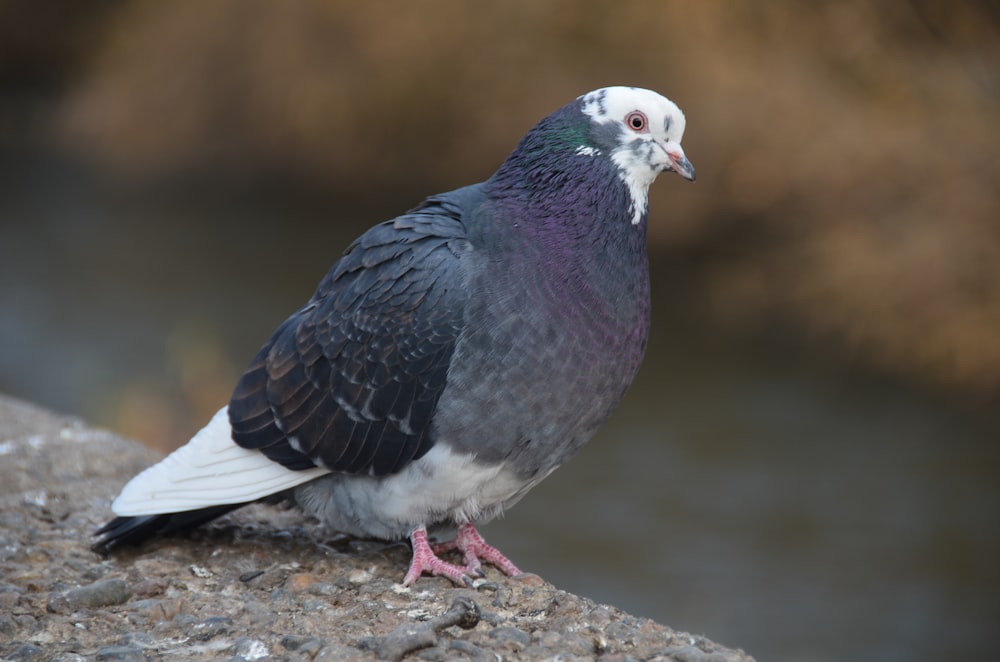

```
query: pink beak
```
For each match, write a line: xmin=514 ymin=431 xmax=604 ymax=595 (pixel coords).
xmin=666 ymin=146 xmax=696 ymax=182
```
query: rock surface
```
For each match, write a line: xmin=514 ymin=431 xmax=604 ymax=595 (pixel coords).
xmin=0 ymin=395 xmax=755 ymax=661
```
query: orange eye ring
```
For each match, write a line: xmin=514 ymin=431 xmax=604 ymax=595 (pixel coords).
xmin=625 ymin=111 xmax=648 ymax=132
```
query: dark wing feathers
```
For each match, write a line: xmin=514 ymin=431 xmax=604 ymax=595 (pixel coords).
xmin=229 ymin=188 xmax=478 ymax=477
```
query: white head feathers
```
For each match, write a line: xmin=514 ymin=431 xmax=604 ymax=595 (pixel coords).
xmin=579 ymin=87 xmax=694 ymax=224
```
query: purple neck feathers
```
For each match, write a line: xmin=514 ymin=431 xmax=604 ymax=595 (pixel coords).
xmin=480 ymin=109 xmax=651 ymax=322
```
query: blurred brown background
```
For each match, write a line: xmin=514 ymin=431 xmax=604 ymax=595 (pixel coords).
xmin=1 ymin=2 xmax=998 ymax=661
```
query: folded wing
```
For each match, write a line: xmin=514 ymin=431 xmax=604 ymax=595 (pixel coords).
xmin=229 ymin=190 xmax=477 ymax=478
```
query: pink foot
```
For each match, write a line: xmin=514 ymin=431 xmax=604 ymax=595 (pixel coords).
xmin=433 ymin=522 xmax=522 ymax=578
xmin=402 ymin=523 xmax=523 ymax=586
xmin=403 ymin=527 xmax=475 ymax=586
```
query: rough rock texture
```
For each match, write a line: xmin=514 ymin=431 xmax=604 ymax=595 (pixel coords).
xmin=0 ymin=395 xmax=755 ymax=661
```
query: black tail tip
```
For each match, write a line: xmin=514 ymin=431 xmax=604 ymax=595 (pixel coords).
xmin=90 ymin=505 xmax=246 ymax=556
xmin=90 ymin=515 xmax=159 ymax=556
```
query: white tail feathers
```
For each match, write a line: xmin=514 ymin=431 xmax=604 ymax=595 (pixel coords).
xmin=111 ymin=406 xmax=330 ymax=516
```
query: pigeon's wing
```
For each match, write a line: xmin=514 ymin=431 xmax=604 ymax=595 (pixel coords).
xmin=228 ymin=190 xmax=478 ymax=477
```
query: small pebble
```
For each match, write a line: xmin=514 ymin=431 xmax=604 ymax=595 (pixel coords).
xmin=232 ymin=637 xmax=270 ymax=660
xmin=131 ymin=579 xmax=166 ymax=598
xmin=281 ymin=634 xmax=324 ymax=657
xmin=117 ymin=631 xmax=156 ymax=648
xmin=285 ymin=572 xmax=317 ymax=591
xmin=347 ymin=567 xmax=374 ymax=584
xmin=300 ymin=598 xmax=329 ymax=612
xmin=306 ymin=581 xmax=337 ymax=596
xmin=48 ymin=578 xmax=132 ymax=613
xmin=94 ymin=645 xmax=145 ymax=662
xmin=239 ymin=569 xmax=265 ymax=583
xmin=0 ymin=614 xmax=17 ymax=637
xmin=185 ymin=615 xmax=234 ymax=641
xmin=7 ymin=642 xmax=42 ymax=661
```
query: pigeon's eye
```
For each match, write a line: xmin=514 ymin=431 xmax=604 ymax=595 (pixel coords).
xmin=625 ymin=111 xmax=648 ymax=132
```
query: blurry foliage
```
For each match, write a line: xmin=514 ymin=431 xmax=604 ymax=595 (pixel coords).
xmin=104 ymin=322 xmax=242 ymax=452
xmin=0 ymin=0 xmax=122 ymax=90
xmin=3 ymin=0 xmax=999 ymax=428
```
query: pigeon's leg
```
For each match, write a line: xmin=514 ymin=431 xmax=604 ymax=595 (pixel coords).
xmin=432 ymin=522 xmax=522 ymax=577
xmin=402 ymin=526 xmax=474 ymax=587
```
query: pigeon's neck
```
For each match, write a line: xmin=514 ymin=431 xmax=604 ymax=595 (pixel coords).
xmin=483 ymin=137 xmax=651 ymax=320
xmin=485 ymin=108 xmax=650 ymax=233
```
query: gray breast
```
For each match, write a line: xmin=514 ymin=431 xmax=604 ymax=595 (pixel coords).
xmin=431 ymin=230 xmax=650 ymax=479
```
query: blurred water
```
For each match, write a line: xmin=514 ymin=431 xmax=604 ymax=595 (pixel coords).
xmin=1 ymin=154 xmax=998 ymax=662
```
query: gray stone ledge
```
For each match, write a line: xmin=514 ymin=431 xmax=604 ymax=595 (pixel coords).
xmin=0 ymin=394 xmax=755 ymax=661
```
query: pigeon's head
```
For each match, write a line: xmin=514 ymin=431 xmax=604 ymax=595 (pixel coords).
xmin=490 ymin=86 xmax=693 ymax=227
xmin=577 ymin=86 xmax=695 ymax=224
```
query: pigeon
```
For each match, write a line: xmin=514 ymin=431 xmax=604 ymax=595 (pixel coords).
xmin=92 ymin=86 xmax=695 ymax=586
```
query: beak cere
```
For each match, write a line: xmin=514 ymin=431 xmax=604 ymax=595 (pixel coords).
xmin=667 ymin=148 xmax=696 ymax=182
